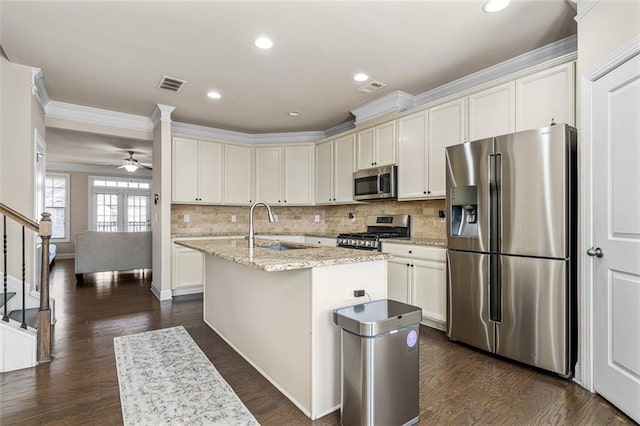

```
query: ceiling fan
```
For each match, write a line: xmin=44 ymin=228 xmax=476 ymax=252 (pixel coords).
xmin=118 ymin=151 xmax=152 ymax=172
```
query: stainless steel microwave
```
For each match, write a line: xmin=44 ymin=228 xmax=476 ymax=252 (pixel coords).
xmin=353 ymin=165 xmax=397 ymax=201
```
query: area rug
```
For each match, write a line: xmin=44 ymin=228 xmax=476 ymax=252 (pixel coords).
xmin=114 ymin=326 xmax=259 ymax=426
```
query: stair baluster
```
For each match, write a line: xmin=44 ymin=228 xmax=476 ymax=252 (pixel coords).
xmin=21 ymin=225 xmax=27 ymax=329
xmin=3 ymin=215 xmax=7 ymax=322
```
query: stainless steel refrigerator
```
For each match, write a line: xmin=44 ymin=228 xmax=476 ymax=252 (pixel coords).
xmin=445 ymin=124 xmax=577 ymax=377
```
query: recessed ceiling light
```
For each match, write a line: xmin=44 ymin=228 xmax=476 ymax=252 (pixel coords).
xmin=482 ymin=0 xmax=510 ymax=13
xmin=353 ymin=73 xmax=369 ymax=82
xmin=288 ymin=111 xmax=300 ymax=117
xmin=207 ymin=91 xmax=221 ymax=99
xmin=254 ymin=37 xmax=273 ymax=49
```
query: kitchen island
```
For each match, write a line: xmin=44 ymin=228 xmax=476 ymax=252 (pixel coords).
xmin=175 ymin=238 xmax=389 ymax=419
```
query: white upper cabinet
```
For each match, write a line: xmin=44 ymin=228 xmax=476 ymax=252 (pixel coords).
xmin=356 ymin=121 xmax=397 ymax=170
xmin=515 ymin=62 xmax=575 ymax=131
xmin=255 ymin=146 xmax=283 ymax=203
xmin=172 ymin=137 xmax=223 ymax=204
xmin=428 ymin=97 xmax=467 ymax=198
xmin=283 ymin=145 xmax=314 ymax=205
xmin=315 ymin=134 xmax=355 ymax=204
xmin=333 ymin=134 xmax=356 ymax=203
xmin=468 ymin=81 xmax=515 ymax=141
xmin=315 ymin=140 xmax=333 ymax=204
xmin=255 ymin=144 xmax=314 ymax=205
xmin=224 ymin=144 xmax=254 ymax=205
xmin=397 ymin=110 xmax=428 ymax=199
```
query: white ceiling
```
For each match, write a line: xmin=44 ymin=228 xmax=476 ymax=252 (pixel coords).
xmin=0 ymin=0 xmax=577 ymax=166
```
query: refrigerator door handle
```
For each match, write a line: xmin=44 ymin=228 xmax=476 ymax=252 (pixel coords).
xmin=489 ymin=254 xmax=502 ymax=323
xmin=488 ymin=154 xmax=502 ymax=253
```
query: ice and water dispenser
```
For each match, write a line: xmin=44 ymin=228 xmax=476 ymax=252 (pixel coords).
xmin=450 ymin=185 xmax=478 ymax=237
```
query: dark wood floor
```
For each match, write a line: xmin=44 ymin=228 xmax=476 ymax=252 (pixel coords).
xmin=0 ymin=259 xmax=634 ymax=425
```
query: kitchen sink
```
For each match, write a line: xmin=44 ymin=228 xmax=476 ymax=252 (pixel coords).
xmin=258 ymin=243 xmax=306 ymax=251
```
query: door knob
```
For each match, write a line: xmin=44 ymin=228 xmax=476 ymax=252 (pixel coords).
xmin=586 ymin=247 xmax=603 ymax=258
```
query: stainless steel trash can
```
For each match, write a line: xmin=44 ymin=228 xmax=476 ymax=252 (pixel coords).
xmin=333 ymin=299 xmax=422 ymax=426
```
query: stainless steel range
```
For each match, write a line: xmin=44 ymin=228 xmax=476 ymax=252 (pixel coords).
xmin=337 ymin=215 xmax=410 ymax=251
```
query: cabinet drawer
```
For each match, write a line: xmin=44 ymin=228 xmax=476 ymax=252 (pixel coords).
xmin=382 ymin=243 xmax=445 ymax=262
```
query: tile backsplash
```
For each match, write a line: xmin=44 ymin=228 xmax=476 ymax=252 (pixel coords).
xmin=172 ymin=199 xmax=446 ymax=240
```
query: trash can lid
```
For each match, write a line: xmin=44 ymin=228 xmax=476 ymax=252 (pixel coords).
xmin=332 ymin=299 xmax=422 ymax=337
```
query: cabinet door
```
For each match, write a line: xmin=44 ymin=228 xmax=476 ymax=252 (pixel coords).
xmin=198 ymin=141 xmax=223 ymax=203
xmin=412 ymin=259 xmax=446 ymax=326
xmin=398 ymin=111 xmax=428 ymax=199
xmin=284 ymin=145 xmax=314 ymax=205
xmin=375 ymin=120 xmax=397 ymax=166
xmin=255 ymin=146 xmax=282 ymax=203
xmin=333 ymin=133 xmax=355 ymax=203
xmin=428 ymin=98 xmax=467 ymax=198
xmin=224 ymin=145 xmax=253 ymax=204
xmin=172 ymin=137 xmax=199 ymax=202
xmin=315 ymin=140 xmax=333 ymax=204
xmin=172 ymin=245 xmax=204 ymax=290
xmin=356 ymin=127 xmax=375 ymax=170
xmin=515 ymin=62 xmax=575 ymax=131
xmin=469 ymin=81 xmax=515 ymax=141
xmin=387 ymin=259 xmax=411 ymax=304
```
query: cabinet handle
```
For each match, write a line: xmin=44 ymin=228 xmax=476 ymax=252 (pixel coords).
xmin=427 ymin=190 xmax=431 ymax=194
xmin=406 ymin=263 xmax=410 ymax=267
xmin=284 ymin=200 xmax=287 ymax=203
xmin=410 ymin=264 xmax=414 ymax=268
xmin=423 ymin=191 xmax=427 ymax=194
xmin=408 ymin=250 xmax=412 ymax=254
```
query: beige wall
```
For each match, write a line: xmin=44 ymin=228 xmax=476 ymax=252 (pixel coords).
xmin=0 ymin=54 xmax=40 ymax=284
xmin=577 ymin=0 xmax=640 ymax=76
xmin=171 ymin=199 xmax=446 ymax=241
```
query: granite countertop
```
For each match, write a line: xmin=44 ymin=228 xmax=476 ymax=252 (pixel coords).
xmin=175 ymin=238 xmax=390 ymax=272
xmin=171 ymin=231 xmax=340 ymax=239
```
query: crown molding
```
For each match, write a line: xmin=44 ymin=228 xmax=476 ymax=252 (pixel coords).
xmin=47 ymin=161 xmax=152 ymax=177
xmin=171 ymin=121 xmax=325 ymax=145
xmin=151 ymin=104 xmax=176 ymax=127
xmin=45 ymin=101 xmax=154 ymax=134
xmin=351 ymin=90 xmax=415 ymax=126
xmin=574 ymin=0 xmax=599 ymax=22
xmin=415 ymin=35 xmax=577 ymax=106
xmin=31 ymin=67 xmax=48 ymax=112
xmin=324 ymin=120 xmax=356 ymax=138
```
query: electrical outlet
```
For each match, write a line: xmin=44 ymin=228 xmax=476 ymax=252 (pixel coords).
xmin=183 ymin=214 xmax=190 ymax=223
xmin=350 ymin=214 xmax=356 ymax=223
xmin=344 ymin=288 xmax=366 ymax=300
xmin=314 ymin=215 xmax=320 ymax=223
xmin=231 ymin=215 xmax=237 ymax=223
xmin=273 ymin=215 xmax=279 ymax=222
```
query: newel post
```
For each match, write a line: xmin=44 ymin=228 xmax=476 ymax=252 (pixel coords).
xmin=37 ymin=212 xmax=52 ymax=363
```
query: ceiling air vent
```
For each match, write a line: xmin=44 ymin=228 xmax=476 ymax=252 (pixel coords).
xmin=157 ymin=75 xmax=186 ymax=93
xmin=357 ymin=80 xmax=387 ymax=94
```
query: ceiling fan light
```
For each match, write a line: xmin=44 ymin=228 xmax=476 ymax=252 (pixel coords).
xmin=123 ymin=163 xmax=139 ymax=173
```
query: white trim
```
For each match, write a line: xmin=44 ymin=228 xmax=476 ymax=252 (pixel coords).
xmin=574 ymin=0 xmax=600 ymax=22
xmin=31 ymin=67 xmax=48 ymax=112
xmin=47 ymin=161 xmax=152 ymax=177
xmin=150 ymin=285 xmax=173 ymax=301
xmin=415 ymin=35 xmax=577 ymax=107
xmin=45 ymin=101 xmax=154 ymax=134
xmin=151 ymin=104 xmax=175 ymax=127
xmin=324 ymin=120 xmax=355 ymax=138
xmin=579 ymin=33 xmax=640 ymax=393
xmin=171 ymin=121 xmax=325 ymax=145
xmin=351 ymin=90 xmax=415 ymax=126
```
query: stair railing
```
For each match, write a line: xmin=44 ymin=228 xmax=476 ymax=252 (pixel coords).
xmin=0 ymin=203 xmax=52 ymax=363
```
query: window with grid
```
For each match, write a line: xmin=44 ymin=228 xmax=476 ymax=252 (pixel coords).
xmin=90 ymin=177 xmax=151 ymax=232
xmin=45 ymin=173 xmax=70 ymax=241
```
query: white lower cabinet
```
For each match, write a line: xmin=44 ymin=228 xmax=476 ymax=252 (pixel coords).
xmin=384 ymin=243 xmax=446 ymax=330
xmin=171 ymin=243 xmax=204 ymax=295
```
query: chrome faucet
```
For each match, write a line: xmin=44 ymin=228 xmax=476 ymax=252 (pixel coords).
xmin=248 ymin=201 xmax=275 ymax=248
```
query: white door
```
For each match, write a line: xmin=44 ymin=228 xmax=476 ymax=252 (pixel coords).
xmin=592 ymin=52 xmax=640 ymax=423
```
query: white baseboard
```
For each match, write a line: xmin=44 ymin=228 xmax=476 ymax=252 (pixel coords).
xmin=55 ymin=253 xmax=75 ymax=260
xmin=150 ymin=285 xmax=172 ymax=301
xmin=172 ymin=286 xmax=203 ymax=297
